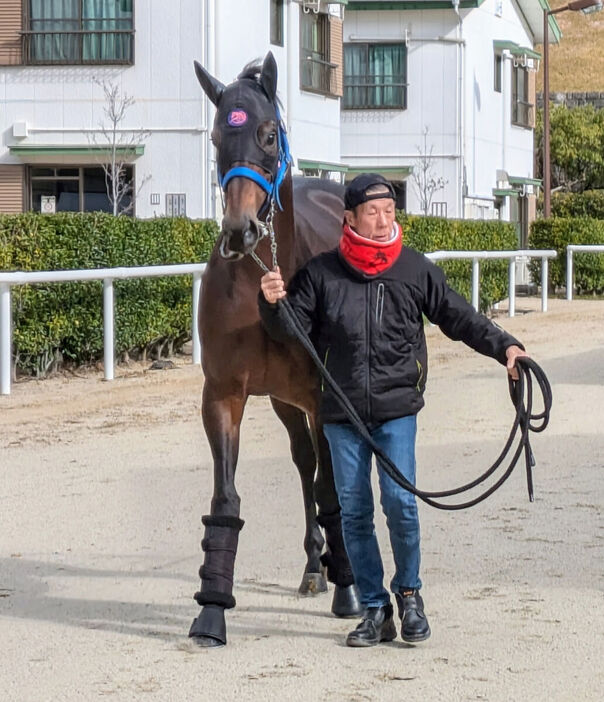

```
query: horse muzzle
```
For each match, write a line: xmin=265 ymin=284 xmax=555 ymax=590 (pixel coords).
xmin=219 ymin=218 xmax=260 ymax=260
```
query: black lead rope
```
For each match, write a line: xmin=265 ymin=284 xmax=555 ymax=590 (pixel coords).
xmin=278 ymin=296 xmax=552 ymax=511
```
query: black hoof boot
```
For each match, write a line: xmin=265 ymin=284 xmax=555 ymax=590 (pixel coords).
xmin=189 ymin=604 xmax=227 ymax=647
xmin=299 ymin=572 xmax=328 ymax=596
xmin=332 ymin=583 xmax=363 ymax=618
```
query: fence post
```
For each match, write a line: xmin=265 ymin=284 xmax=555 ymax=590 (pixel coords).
xmin=192 ymin=272 xmax=202 ymax=365
xmin=471 ymin=258 xmax=480 ymax=311
xmin=541 ymin=257 xmax=549 ymax=312
xmin=508 ymin=258 xmax=516 ymax=318
xmin=1 ymin=283 xmax=11 ymax=396
xmin=566 ymin=247 xmax=573 ymax=301
xmin=103 ymin=278 xmax=115 ymax=381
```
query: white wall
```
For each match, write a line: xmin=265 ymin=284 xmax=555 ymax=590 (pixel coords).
xmin=341 ymin=7 xmax=463 ymax=216
xmin=463 ymin=0 xmax=536 ymax=202
xmin=0 ymin=0 xmax=207 ymax=218
xmin=0 ymin=0 xmax=343 ymax=219
xmin=341 ymin=0 xmax=538 ymax=219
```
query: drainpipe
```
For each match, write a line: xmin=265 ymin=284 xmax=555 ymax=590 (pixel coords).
xmin=286 ymin=0 xmax=296 ymax=158
xmin=206 ymin=0 xmax=217 ymax=219
xmin=453 ymin=0 xmax=464 ymax=218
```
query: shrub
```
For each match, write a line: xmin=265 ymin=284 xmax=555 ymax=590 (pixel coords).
xmin=398 ymin=213 xmax=518 ymax=312
xmin=551 ymin=190 xmax=604 ymax=220
xmin=0 ymin=213 xmax=218 ymax=376
xmin=529 ymin=217 xmax=604 ymax=295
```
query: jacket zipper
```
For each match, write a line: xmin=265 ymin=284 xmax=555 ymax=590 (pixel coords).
xmin=366 ymin=284 xmax=372 ymax=421
xmin=376 ymin=282 xmax=385 ymax=326
xmin=416 ymin=359 xmax=424 ymax=392
xmin=321 ymin=347 xmax=330 ymax=392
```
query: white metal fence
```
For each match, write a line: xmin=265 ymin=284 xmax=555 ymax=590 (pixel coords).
xmin=0 ymin=249 xmax=557 ymax=396
xmin=566 ymin=244 xmax=604 ymax=301
xmin=0 ymin=263 xmax=207 ymax=396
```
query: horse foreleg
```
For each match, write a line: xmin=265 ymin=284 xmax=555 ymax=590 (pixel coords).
xmin=311 ymin=419 xmax=363 ymax=618
xmin=270 ymin=398 xmax=327 ymax=596
xmin=189 ymin=384 xmax=247 ymax=648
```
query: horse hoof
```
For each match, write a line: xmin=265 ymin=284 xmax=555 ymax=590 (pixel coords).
xmin=332 ymin=584 xmax=363 ymax=618
xmin=190 ymin=634 xmax=225 ymax=648
xmin=298 ymin=571 xmax=328 ymax=596
xmin=188 ymin=604 xmax=227 ymax=646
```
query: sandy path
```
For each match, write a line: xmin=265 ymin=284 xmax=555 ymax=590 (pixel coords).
xmin=1 ymin=298 xmax=603 ymax=701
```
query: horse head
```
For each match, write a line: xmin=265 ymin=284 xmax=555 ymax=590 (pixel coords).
xmin=194 ymin=52 xmax=288 ymax=260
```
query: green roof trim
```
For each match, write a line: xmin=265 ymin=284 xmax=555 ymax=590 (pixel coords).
xmin=537 ymin=0 xmax=563 ymax=44
xmin=9 ymin=144 xmax=145 ymax=157
xmin=493 ymin=40 xmax=541 ymax=60
xmin=298 ymin=159 xmax=348 ymax=173
xmin=493 ymin=188 xmax=520 ymax=198
xmin=348 ymin=1 xmax=486 ymax=10
xmin=508 ymin=175 xmax=542 ymax=186
xmin=346 ymin=165 xmax=412 ymax=175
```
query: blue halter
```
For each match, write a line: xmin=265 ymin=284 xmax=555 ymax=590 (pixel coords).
xmin=218 ymin=106 xmax=292 ymax=214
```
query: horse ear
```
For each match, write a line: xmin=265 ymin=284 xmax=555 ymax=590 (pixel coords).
xmin=260 ymin=51 xmax=278 ymax=102
xmin=194 ymin=60 xmax=225 ymax=106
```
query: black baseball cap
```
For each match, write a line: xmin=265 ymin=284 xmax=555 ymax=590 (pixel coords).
xmin=344 ymin=173 xmax=396 ymax=210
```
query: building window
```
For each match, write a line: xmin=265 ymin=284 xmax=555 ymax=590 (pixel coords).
xmin=270 ymin=0 xmax=284 ymax=47
xmin=29 ymin=166 xmax=133 ymax=214
xmin=494 ymin=53 xmax=502 ymax=92
xmin=300 ymin=11 xmax=336 ymax=95
xmin=511 ymin=65 xmax=533 ymax=128
xmin=343 ymin=43 xmax=407 ymax=109
xmin=24 ymin=0 xmax=134 ymax=65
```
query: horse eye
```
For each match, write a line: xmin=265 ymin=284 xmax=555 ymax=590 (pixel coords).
xmin=266 ymin=132 xmax=276 ymax=146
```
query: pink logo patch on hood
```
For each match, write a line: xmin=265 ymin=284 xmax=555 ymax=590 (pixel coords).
xmin=227 ymin=110 xmax=248 ymax=127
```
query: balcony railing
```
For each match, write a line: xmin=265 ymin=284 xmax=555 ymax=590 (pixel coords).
xmin=343 ymin=75 xmax=408 ymax=110
xmin=22 ymin=30 xmax=134 ymax=65
xmin=300 ymin=55 xmax=337 ymax=95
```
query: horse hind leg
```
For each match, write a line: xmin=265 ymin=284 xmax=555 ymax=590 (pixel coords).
xmin=270 ymin=397 xmax=327 ymax=596
xmin=189 ymin=385 xmax=247 ymax=648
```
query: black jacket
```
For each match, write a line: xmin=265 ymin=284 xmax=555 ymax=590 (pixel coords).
xmin=258 ymin=246 xmax=522 ymax=424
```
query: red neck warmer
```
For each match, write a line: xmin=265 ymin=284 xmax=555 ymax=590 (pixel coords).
xmin=339 ymin=223 xmax=403 ymax=276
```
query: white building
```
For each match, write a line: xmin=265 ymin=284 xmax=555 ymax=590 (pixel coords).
xmin=0 ymin=0 xmax=559 ymax=243
xmin=0 ymin=1 xmax=346 ymax=219
xmin=341 ymin=0 xmax=561 ymax=245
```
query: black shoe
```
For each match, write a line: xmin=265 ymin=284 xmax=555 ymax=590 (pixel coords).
xmin=395 ymin=589 xmax=431 ymax=643
xmin=346 ymin=603 xmax=397 ymax=648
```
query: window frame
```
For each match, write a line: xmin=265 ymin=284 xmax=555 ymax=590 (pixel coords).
xmin=494 ymin=52 xmax=502 ymax=93
xmin=270 ymin=0 xmax=284 ymax=47
xmin=299 ymin=10 xmax=337 ymax=97
xmin=342 ymin=42 xmax=408 ymax=111
xmin=511 ymin=64 xmax=533 ymax=129
xmin=27 ymin=165 xmax=136 ymax=215
xmin=22 ymin=0 xmax=135 ymax=66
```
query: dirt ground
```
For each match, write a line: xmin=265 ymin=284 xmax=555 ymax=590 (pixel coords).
xmin=1 ymin=297 xmax=603 ymax=702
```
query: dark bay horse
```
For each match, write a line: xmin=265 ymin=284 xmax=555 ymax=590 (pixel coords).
xmin=189 ymin=52 xmax=361 ymax=647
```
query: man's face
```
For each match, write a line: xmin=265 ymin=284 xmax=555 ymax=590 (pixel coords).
xmin=345 ymin=197 xmax=396 ymax=242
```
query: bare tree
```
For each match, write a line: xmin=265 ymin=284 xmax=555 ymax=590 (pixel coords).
xmin=89 ymin=79 xmax=150 ymax=215
xmin=410 ymin=126 xmax=448 ymax=216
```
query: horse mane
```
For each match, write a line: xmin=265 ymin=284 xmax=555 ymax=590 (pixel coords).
xmin=237 ymin=61 xmax=284 ymax=112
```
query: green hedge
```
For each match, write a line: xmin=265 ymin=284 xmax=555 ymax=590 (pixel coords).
xmin=0 ymin=213 xmax=218 ymax=376
xmin=529 ymin=217 xmax=604 ymax=295
xmin=551 ymin=190 xmax=604 ymax=220
xmin=398 ymin=213 xmax=518 ymax=312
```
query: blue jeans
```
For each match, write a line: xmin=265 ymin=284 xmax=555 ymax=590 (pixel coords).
xmin=323 ymin=415 xmax=421 ymax=609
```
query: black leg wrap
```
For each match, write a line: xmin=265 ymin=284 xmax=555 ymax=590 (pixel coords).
xmin=317 ymin=511 xmax=355 ymax=588
xmin=194 ymin=517 xmax=243 ymax=610
xmin=201 ymin=514 xmax=245 ymax=530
